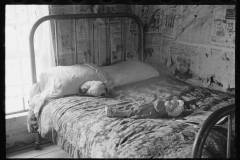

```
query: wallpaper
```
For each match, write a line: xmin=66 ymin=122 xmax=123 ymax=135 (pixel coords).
xmin=49 ymin=5 xmax=235 ymax=92
xmin=49 ymin=5 xmax=139 ymax=67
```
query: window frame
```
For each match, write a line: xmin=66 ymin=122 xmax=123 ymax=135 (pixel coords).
xmin=5 ymin=5 xmax=50 ymax=115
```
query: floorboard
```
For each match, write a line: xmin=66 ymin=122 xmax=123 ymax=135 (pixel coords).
xmin=6 ymin=142 xmax=71 ymax=159
xmin=63 ymin=155 xmax=73 ymax=158
xmin=33 ymin=149 xmax=69 ymax=158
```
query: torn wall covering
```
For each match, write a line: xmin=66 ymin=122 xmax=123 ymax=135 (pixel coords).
xmin=49 ymin=5 xmax=235 ymax=92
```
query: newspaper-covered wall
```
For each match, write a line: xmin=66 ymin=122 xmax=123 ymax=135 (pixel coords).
xmin=49 ymin=5 xmax=235 ymax=92
xmin=133 ymin=5 xmax=235 ymax=92
xmin=49 ymin=5 xmax=138 ymax=67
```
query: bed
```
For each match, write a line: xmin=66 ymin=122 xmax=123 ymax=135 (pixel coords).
xmin=27 ymin=13 xmax=235 ymax=158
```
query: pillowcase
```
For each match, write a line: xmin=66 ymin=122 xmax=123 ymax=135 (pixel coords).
xmin=101 ymin=60 xmax=159 ymax=87
xmin=38 ymin=63 xmax=111 ymax=98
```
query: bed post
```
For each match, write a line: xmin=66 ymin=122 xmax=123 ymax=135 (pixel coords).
xmin=191 ymin=104 xmax=235 ymax=158
xmin=34 ymin=133 xmax=42 ymax=150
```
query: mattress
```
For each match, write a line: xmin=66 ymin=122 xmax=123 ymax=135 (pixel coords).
xmin=27 ymin=75 xmax=235 ymax=158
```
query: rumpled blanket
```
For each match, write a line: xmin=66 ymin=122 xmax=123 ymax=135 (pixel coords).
xmin=27 ymin=75 xmax=235 ymax=158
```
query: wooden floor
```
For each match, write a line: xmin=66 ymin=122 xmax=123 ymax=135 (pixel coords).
xmin=6 ymin=142 xmax=71 ymax=158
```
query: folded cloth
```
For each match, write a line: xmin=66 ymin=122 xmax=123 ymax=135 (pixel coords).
xmin=105 ymin=99 xmax=185 ymax=119
xmin=105 ymin=103 xmax=161 ymax=119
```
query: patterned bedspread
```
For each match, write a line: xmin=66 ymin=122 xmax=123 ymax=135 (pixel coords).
xmin=27 ymin=75 xmax=235 ymax=158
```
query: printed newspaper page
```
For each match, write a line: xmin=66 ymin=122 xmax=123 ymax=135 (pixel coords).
xmin=210 ymin=5 xmax=235 ymax=49
xmin=169 ymin=42 xmax=198 ymax=76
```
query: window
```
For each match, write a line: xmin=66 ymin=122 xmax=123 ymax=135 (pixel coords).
xmin=5 ymin=5 xmax=52 ymax=115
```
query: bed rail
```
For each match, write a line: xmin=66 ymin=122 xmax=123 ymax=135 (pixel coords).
xmin=191 ymin=104 xmax=235 ymax=158
xmin=29 ymin=13 xmax=145 ymax=84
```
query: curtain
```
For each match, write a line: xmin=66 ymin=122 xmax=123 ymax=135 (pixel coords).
xmin=5 ymin=5 xmax=55 ymax=113
xmin=31 ymin=5 xmax=56 ymax=79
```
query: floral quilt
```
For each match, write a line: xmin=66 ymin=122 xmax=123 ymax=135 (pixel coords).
xmin=27 ymin=75 xmax=235 ymax=158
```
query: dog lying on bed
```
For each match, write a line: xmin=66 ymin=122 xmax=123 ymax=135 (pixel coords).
xmin=79 ymin=80 xmax=109 ymax=97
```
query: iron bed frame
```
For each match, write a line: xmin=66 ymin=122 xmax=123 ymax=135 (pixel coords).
xmin=29 ymin=12 xmax=145 ymax=151
xmin=29 ymin=13 xmax=145 ymax=84
xmin=29 ymin=13 xmax=235 ymax=158
xmin=191 ymin=104 xmax=235 ymax=158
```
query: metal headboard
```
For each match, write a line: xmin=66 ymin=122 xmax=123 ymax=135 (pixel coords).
xmin=29 ymin=13 xmax=145 ymax=84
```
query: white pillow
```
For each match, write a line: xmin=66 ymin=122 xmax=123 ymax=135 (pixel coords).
xmin=29 ymin=63 xmax=113 ymax=116
xmin=101 ymin=60 xmax=159 ymax=87
xmin=38 ymin=63 xmax=110 ymax=98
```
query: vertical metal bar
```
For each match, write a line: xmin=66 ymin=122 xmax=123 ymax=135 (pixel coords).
xmin=54 ymin=20 xmax=59 ymax=66
xmin=125 ymin=18 xmax=131 ymax=61
xmin=92 ymin=19 xmax=95 ymax=64
xmin=34 ymin=133 xmax=41 ymax=150
xmin=108 ymin=18 xmax=111 ymax=65
xmin=98 ymin=28 xmax=101 ymax=66
xmin=139 ymin=19 xmax=144 ymax=62
xmin=130 ymin=17 xmax=144 ymax=62
xmin=105 ymin=20 xmax=107 ymax=65
xmin=87 ymin=19 xmax=91 ymax=63
xmin=120 ymin=19 xmax=123 ymax=61
xmin=227 ymin=115 xmax=232 ymax=158
xmin=74 ymin=19 xmax=77 ymax=64
xmin=141 ymin=26 xmax=144 ymax=62
xmin=123 ymin=19 xmax=126 ymax=61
